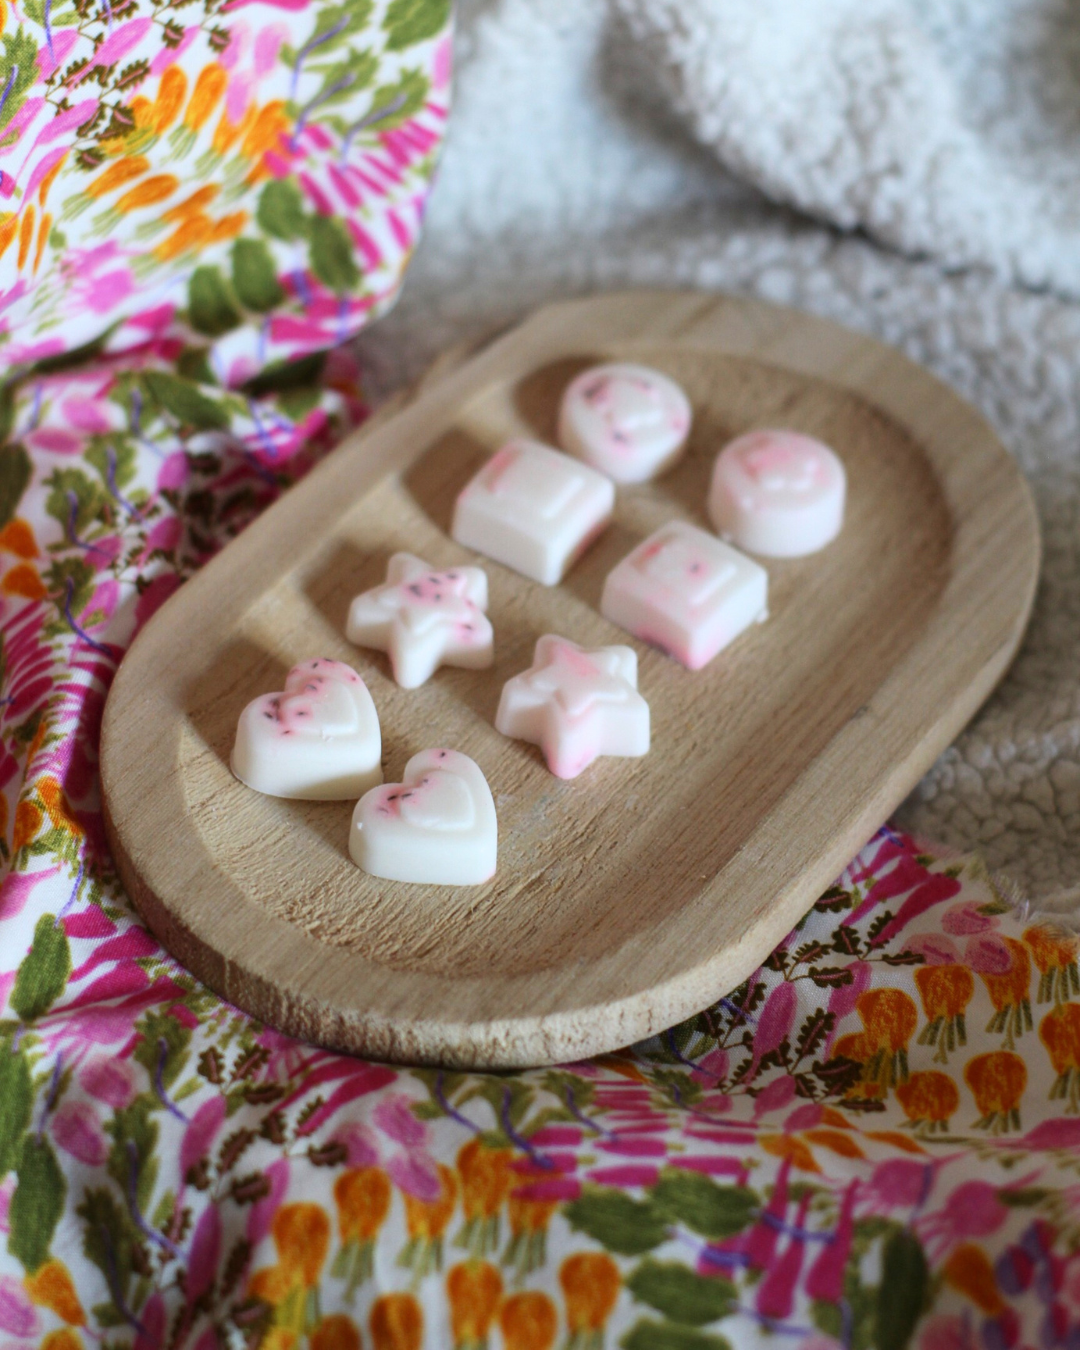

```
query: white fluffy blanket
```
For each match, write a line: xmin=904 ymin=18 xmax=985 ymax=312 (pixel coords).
xmin=357 ymin=0 xmax=1080 ymax=907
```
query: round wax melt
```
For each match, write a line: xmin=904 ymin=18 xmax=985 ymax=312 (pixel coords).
xmin=558 ymin=362 xmax=691 ymax=484
xmin=708 ymin=429 xmax=846 ymax=558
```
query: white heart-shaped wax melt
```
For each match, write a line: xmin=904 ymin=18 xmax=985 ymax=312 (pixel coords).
xmin=231 ymin=659 xmax=382 ymax=801
xmin=398 ymin=768 xmax=476 ymax=831
xmin=350 ymin=748 xmax=497 ymax=886
xmin=277 ymin=675 xmax=360 ymax=736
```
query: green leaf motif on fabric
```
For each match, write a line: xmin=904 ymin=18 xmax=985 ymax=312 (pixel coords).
xmin=875 ymin=1228 xmax=929 ymax=1350
xmin=133 ymin=1008 xmax=191 ymax=1091
xmin=44 ymin=466 xmax=106 ymax=536
xmin=309 ymin=214 xmax=360 ymax=292
xmin=0 ymin=30 xmax=40 ymax=133
xmin=0 ymin=1043 xmax=33 ymax=1176
xmin=621 ymin=1321 xmax=732 ymax=1350
xmin=46 ymin=555 xmax=96 ymax=616
xmin=364 ymin=68 xmax=430 ymax=130
xmin=107 ymin=1097 xmax=159 ymax=1214
xmin=309 ymin=52 xmax=378 ymax=110
xmin=232 ymin=239 xmax=285 ymax=313
xmin=627 ymin=1260 xmax=736 ymax=1325
xmin=143 ymin=372 xmax=229 ymax=431
xmin=306 ymin=0 xmax=375 ymax=49
xmin=565 ymin=1187 xmax=668 ymax=1256
xmin=243 ymin=350 xmax=325 ymax=401
xmin=11 ymin=913 xmax=72 ymax=1022
xmin=188 ymin=266 xmax=242 ymax=338
xmin=10 ymin=1136 xmax=66 ymax=1272
xmin=383 ymin=0 xmax=450 ymax=51
xmin=86 ymin=437 xmax=137 ymax=492
xmin=78 ymin=1188 xmax=137 ymax=1305
xmin=258 ymin=180 xmax=309 ymax=241
xmin=651 ymin=1171 xmax=758 ymax=1241
xmin=0 ymin=444 xmax=31 ymax=530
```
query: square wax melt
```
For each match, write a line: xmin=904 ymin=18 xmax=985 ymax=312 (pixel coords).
xmin=601 ymin=520 xmax=768 ymax=669
xmin=451 ymin=439 xmax=615 ymax=585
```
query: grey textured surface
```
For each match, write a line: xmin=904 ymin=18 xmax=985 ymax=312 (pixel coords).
xmin=356 ymin=0 xmax=1080 ymax=904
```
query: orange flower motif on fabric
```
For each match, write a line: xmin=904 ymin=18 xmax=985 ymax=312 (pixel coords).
xmin=86 ymin=157 xmax=151 ymax=200
xmin=401 ymin=1163 xmax=458 ymax=1278
xmin=1024 ymin=923 xmax=1080 ymax=1005
xmin=802 ymin=1128 xmax=865 ymax=1160
xmin=837 ymin=988 xmax=918 ymax=1095
xmin=25 ymin=1260 xmax=86 ymax=1324
xmin=896 ymin=1071 xmax=960 ymax=1133
xmin=965 ymin=1051 xmax=1027 ymax=1134
xmin=248 ymin=1202 xmax=330 ymax=1327
xmin=13 ymin=799 xmax=43 ymax=852
xmin=332 ymin=1167 xmax=392 ymax=1297
xmin=760 ymin=1133 xmax=821 ymax=1174
xmin=1038 ymin=1002 xmax=1080 ymax=1112
xmin=506 ymin=1196 xmax=558 ymax=1280
xmin=456 ymin=1139 xmax=513 ymax=1257
xmin=41 ymin=1332 xmax=82 ymax=1350
xmin=370 ymin=1293 xmax=423 ymax=1350
xmin=447 ymin=1261 xmax=503 ymax=1349
xmin=184 ymin=64 xmax=228 ymax=134
xmin=942 ymin=1243 xmax=1005 ymax=1315
xmin=500 ymin=1292 xmax=558 ymax=1350
xmin=979 ymin=936 xmax=1033 ymax=1049
xmin=115 ymin=174 xmax=180 ymax=214
xmin=38 ymin=778 xmax=82 ymax=837
xmin=560 ymin=1251 xmax=621 ymax=1342
xmin=2 ymin=563 xmax=48 ymax=600
xmin=310 ymin=1316 xmax=360 ymax=1350
xmin=0 ymin=519 xmax=39 ymax=558
xmin=335 ymin=1167 xmax=391 ymax=1242
xmin=915 ymin=964 xmax=973 ymax=1063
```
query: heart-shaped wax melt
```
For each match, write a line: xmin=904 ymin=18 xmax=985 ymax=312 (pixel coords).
xmin=350 ymin=748 xmax=496 ymax=885
xmin=231 ymin=658 xmax=382 ymax=800
xmin=398 ymin=768 xmax=476 ymax=831
xmin=276 ymin=675 xmax=360 ymax=736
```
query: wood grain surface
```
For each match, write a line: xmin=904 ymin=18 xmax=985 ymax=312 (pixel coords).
xmin=99 ymin=290 xmax=1041 ymax=1069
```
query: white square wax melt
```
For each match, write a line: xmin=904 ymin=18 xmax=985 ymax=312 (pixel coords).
xmin=451 ymin=439 xmax=615 ymax=585
xmin=600 ymin=520 xmax=768 ymax=670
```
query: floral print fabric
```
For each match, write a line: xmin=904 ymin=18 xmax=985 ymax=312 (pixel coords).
xmin=0 ymin=0 xmax=450 ymax=374
xmin=1 ymin=0 xmax=1080 ymax=1341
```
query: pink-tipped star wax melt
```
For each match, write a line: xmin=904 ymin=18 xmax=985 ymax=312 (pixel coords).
xmin=601 ymin=520 xmax=767 ymax=670
xmin=346 ymin=553 xmax=493 ymax=689
xmin=558 ymin=362 xmax=692 ymax=484
xmin=350 ymin=748 xmax=497 ymax=885
xmin=231 ymin=658 xmax=382 ymax=800
xmin=708 ymin=428 xmax=846 ymax=558
xmin=451 ymin=439 xmax=614 ymax=585
xmin=495 ymin=634 xmax=650 ymax=779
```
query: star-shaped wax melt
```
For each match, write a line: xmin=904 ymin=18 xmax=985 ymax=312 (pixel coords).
xmin=495 ymin=634 xmax=650 ymax=779
xmin=346 ymin=553 xmax=494 ymax=689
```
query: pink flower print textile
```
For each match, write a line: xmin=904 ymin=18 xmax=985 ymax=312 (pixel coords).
xmin=0 ymin=0 xmax=450 ymax=372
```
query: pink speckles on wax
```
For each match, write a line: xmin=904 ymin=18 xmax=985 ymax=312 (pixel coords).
xmin=346 ymin=553 xmax=493 ymax=689
xmin=708 ymin=429 xmax=846 ymax=558
xmin=496 ymin=635 xmax=650 ymax=779
xmin=231 ymin=659 xmax=382 ymax=800
xmin=452 ymin=439 xmax=614 ymax=585
xmin=558 ymin=362 xmax=691 ymax=484
xmin=601 ymin=521 xmax=768 ymax=670
xmin=350 ymin=748 xmax=497 ymax=885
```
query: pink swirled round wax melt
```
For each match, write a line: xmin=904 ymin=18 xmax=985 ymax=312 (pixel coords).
xmin=558 ymin=362 xmax=691 ymax=484
xmin=708 ymin=428 xmax=846 ymax=558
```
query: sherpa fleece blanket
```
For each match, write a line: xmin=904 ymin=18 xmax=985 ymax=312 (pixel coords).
xmin=1 ymin=1 xmax=1080 ymax=1347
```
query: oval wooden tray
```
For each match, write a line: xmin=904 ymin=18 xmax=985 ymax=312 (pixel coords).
xmin=100 ymin=291 xmax=1041 ymax=1069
